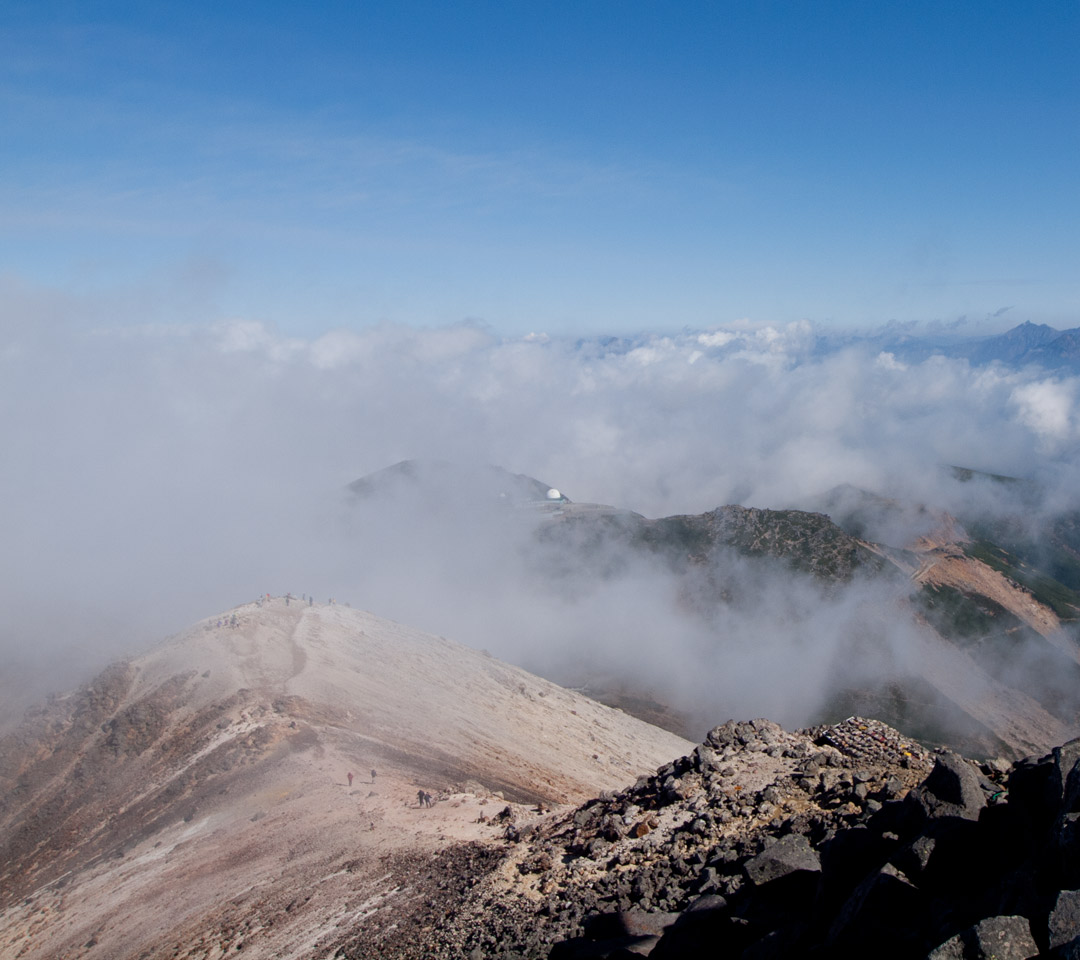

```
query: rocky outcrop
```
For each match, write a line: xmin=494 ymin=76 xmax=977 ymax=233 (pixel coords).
xmin=369 ymin=718 xmax=1080 ymax=959
xmin=539 ymin=724 xmax=1080 ymax=959
xmin=366 ymin=717 xmax=933 ymax=958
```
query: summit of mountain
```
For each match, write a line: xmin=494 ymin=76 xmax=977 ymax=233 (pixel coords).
xmin=347 ymin=458 xmax=566 ymax=507
xmin=0 ymin=599 xmax=689 ymax=960
xmin=870 ymin=320 xmax=1080 ymax=370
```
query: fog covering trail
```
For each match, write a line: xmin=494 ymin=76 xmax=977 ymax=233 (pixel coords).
xmin=4 ymin=292 xmax=1080 ymax=729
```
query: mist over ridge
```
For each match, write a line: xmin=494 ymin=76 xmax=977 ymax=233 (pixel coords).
xmin=4 ymin=297 xmax=1080 ymax=738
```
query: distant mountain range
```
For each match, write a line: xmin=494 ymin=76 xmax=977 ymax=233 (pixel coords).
xmin=862 ymin=320 xmax=1080 ymax=369
xmin=567 ymin=321 xmax=1080 ymax=371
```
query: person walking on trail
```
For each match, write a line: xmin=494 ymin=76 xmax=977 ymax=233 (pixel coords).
xmin=371 ymin=768 xmax=377 ymax=783
xmin=417 ymin=789 xmax=426 ymax=808
xmin=347 ymin=771 xmax=354 ymax=787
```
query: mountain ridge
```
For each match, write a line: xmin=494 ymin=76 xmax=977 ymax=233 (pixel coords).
xmin=0 ymin=600 xmax=689 ymax=959
xmin=344 ymin=459 xmax=1080 ymax=758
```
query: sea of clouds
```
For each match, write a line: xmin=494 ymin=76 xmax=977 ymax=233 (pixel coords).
xmin=4 ymin=286 xmax=1080 ymax=728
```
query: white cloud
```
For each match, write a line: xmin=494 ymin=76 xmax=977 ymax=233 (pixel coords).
xmin=1010 ymin=379 xmax=1077 ymax=450
xmin=696 ymin=330 xmax=737 ymax=349
xmin=5 ymin=281 xmax=1080 ymax=730
xmin=875 ymin=351 xmax=906 ymax=371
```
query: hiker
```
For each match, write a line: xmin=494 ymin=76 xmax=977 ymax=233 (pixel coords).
xmin=417 ymin=789 xmax=426 ymax=807
xmin=371 ymin=768 xmax=377 ymax=783
xmin=348 ymin=771 xmax=354 ymax=787
xmin=309 ymin=595 xmax=313 ymax=606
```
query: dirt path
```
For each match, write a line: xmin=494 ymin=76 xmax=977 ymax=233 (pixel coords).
xmin=0 ymin=600 xmax=691 ymax=960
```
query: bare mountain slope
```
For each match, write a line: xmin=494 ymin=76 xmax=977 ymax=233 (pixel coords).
xmin=0 ymin=599 xmax=690 ymax=960
xmin=341 ymin=460 xmax=1080 ymax=759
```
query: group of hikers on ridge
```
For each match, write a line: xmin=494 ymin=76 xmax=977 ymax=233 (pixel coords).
xmin=252 ymin=592 xmax=353 ymax=609
xmin=345 ymin=770 xmax=434 ymax=808
xmin=256 ymin=592 xmax=317 ymax=607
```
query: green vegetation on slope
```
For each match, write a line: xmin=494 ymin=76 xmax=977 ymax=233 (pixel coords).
xmin=963 ymin=540 xmax=1080 ymax=621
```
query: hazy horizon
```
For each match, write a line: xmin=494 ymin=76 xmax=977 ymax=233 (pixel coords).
xmin=5 ymin=307 xmax=1080 ymax=731
xmin=4 ymin=3 xmax=1080 ymax=735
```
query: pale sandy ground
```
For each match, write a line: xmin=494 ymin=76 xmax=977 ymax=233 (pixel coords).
xmin=0 ymin=600 xmax=691 ymax=960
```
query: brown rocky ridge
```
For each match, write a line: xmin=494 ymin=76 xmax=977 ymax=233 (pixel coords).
xmin=0 ymin=598 xmax=689 ymax=960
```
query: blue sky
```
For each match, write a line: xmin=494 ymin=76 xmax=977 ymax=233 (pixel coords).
xmin=2 ymin=1 xmax=1078 ymax=337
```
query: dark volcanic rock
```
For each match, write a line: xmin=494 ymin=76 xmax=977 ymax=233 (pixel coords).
xmin=743 ymin=834 xmax=820 ymax=886
xmin=910 ymin=752 xmax=988 ymax=822
xmin=1049 ymin=889 xmax=1080 ymax=958
xmin=371 ymin=719 xmax=1080 ymax=959
xmin=828 ymin=862 xmax=927 ymax=955
xmin=928 ymin=915 xmax=1039 ymax=959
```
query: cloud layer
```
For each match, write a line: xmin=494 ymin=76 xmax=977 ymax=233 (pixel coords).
xmin=4 ymin=288 xmax=1080 ymax=726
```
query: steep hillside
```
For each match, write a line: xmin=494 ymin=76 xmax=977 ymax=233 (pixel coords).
xmin=541 ymin=499 xmax=1078 ymax=758
xmin=805 ymin=483 xmax=1080 ymax=754
xmin=0 ymin=600 xmax=689 ymax=960
xmin=344 ymin=461 xmax=1080 ymax=759
xmin=332 ymin=715 xmax=1080 ymax=959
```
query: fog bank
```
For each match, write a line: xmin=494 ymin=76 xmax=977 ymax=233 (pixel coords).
xmin=4 ymin=291 xmax=1080 ymax=728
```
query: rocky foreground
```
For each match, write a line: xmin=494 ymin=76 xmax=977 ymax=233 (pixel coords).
xmin=6 ymin=600 xmax=1080 ymax=958
xmin=339 ymin=717 xmax=1080 ymax=960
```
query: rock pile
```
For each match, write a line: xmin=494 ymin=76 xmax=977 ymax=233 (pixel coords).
xmin=373 ymin=717 xmax=1080 ymax=959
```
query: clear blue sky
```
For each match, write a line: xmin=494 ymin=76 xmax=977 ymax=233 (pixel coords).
xmin=2 ymin=1 xmax=1078 ymax=336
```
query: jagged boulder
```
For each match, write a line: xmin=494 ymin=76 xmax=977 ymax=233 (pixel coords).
xmin=1053 ymin=739 xmax=1080 ymax=812
xmin=581 ymin=909 xmax=679 ymax=940
xmin=909 ymin=752 xmax=987 ymax=822
xmin=1048 ymin=889 xmax=1080 ymax=959
xmin=743 ymin=834 xmax=820 ymax=886
xmin=827 ymin=863 xmax=928 ymax=954
xmin=1008 ymin=754 xmax=1059 ymax=829
xmin=927 ymin=915 xmax=1039 ymax=959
